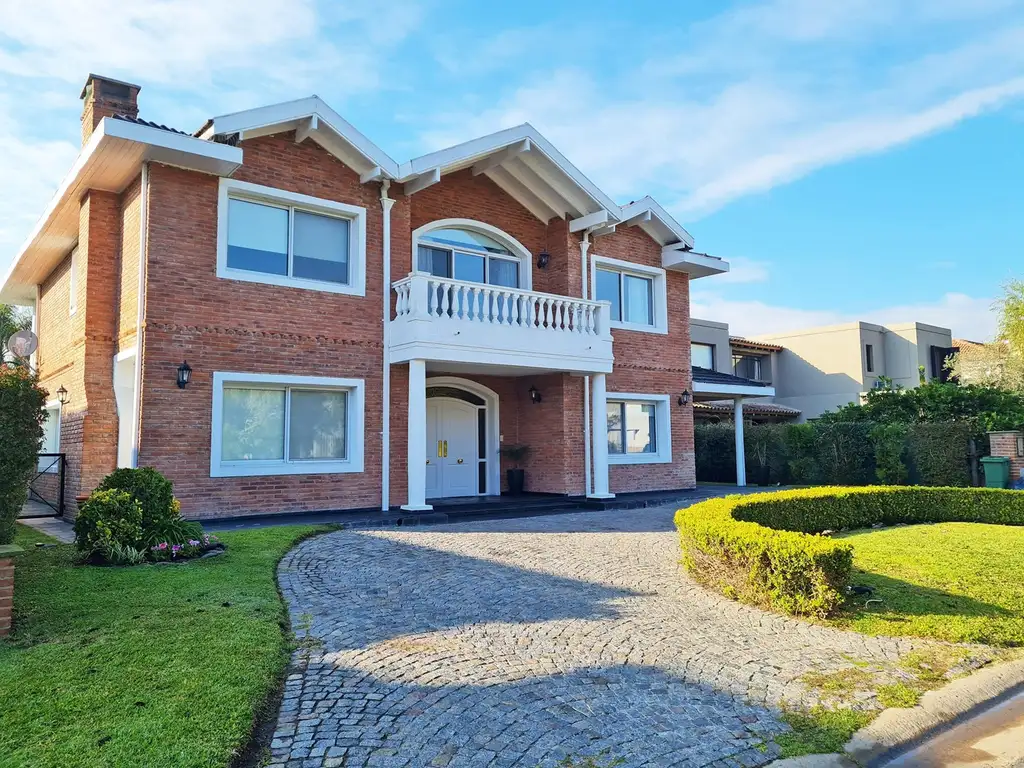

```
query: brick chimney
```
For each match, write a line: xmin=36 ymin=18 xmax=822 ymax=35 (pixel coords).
xmin=80 ymin=74 xmax=141 ymax=146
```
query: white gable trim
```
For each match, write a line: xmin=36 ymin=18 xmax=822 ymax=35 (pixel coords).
xmin=619 ymin=197 xmax=694 ymax=249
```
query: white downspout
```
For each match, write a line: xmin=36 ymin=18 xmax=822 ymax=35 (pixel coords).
xmin=581 ymin=231 xmax=593 ymax=497
xmin=130 ymin=163 xmax=149 ymax=468
xmin=380 ymin=180 xmax=394 ymax=511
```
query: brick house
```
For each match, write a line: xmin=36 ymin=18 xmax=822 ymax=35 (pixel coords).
xmin=1 ymin=74 xmax=733 ymax=520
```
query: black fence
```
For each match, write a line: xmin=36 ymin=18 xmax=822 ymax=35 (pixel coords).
xmin=25 ymin=453 xmax=66 ymax=517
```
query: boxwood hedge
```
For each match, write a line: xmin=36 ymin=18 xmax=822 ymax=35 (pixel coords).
xmin=674 ymin=486 xmax=1024 ymax=617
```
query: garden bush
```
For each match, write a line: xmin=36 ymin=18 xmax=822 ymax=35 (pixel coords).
xmin=77 ymin=468 xmax=208 ymax=564
xmin=73 ymin=489 xmax=144 ymax=563
xmin=0 ymin=366 xmax=47 ymax=545
xmin=675 ymin=486 xmax=1024 ymax=617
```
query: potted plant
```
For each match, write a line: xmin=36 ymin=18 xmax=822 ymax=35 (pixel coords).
xmin=499 ymin=444 xmax=531 ymax=496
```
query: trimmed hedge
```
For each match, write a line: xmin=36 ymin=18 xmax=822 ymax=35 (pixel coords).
xmin=675 ymin=486 xmax=1024 ymax=617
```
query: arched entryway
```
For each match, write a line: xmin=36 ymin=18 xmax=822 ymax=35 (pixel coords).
xmin=424 ymin=377 xmax=500 ymax=499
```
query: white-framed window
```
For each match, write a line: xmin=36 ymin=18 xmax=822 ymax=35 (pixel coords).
xmin=216 ymin=179 xmax=366 ymax=296
xmin=39 ymin=401 xmax=62 ymax=472
xmin=692 ymin=343 xmax=715 ymax=370
xmin=210 ymin=372 xmax=365 ymax=478
xmin=606 ymin=393 xmax=672 ymax=465
xmin=68 ymin=247 xmax=78 ymax=316
xmin=412 ymin=219 xmax=533 ymax=290
xmin=591 ymin=255 xmax=668 ymax=334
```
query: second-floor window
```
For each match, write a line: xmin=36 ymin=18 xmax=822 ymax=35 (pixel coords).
xmin=691 ymin=342 xmax=715 ymax=370
xmin=417 ymin=228 xmax=520 ymax=288
xmin=591 ymin=255 xmax=668 ymax=334
xmin=865 ymin=344 xmax=875 ymax=373
xmin=732 ymin=353 xmax=762 ymax=381
xmin=217 ymin=179 xmax=366 ymax=296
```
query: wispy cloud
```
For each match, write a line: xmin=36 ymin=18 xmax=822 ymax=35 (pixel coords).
xmin=418 ymin=0 xmax=1024 ymax=221
xmin=691 ymin=290 xmax=997 ymax=341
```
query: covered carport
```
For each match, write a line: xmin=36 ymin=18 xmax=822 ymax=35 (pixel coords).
xmin=691 ymin=367 xmax=776 ymax=487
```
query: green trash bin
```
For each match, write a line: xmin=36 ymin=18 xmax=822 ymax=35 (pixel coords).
xmin=980 ymin=456 xmax=1011 ymax=489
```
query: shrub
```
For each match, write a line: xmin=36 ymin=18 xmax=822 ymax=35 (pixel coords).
xmin=74 ymin=489 xmax=144 ymax=559
xmin=675 ymin=486 xmax=1024 ymax=617
xmin=96 ymin=467 xmax=175 ymax=529
xmin=870 ymin=423 xmax=908 ymax=485
xmin=905 ymin=423 xmax=973 ymax=487
xmin=0 ymin=366 xmax=47 ymax=545
xmin=694 ymin=424 xmax=737 ymax=482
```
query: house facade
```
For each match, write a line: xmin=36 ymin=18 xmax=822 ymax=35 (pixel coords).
xmin=1 ymin=75 xmax=729 ymax=519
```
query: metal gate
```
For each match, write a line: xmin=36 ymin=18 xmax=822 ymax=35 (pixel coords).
xmin=24 ymin=453 xmax=66 ymax=518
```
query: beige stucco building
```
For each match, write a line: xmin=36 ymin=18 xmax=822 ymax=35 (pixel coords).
xmin=752 ymin=321 xmax=954 ymax=420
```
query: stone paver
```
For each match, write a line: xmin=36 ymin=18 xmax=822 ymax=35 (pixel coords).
xmin=269 ymin=501 xmax=917 ymax=767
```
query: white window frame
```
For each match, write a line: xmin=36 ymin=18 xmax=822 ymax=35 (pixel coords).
xmin=605 ymin=393 xmax=672 ymax=465
xmin=411 ymin=219 xmax=534 ymax=290
xmin=216 ymin=178 xmax=367 ymax=296
xmin=39 ymin=399 xmax=62 ymax=472
xmin=210 ymin=372 xmax=365 ymax=478
xmin=591 ymin=254 xmax=668 ymax=335
xmin=68 ymin=246 xmax=78 ymax=316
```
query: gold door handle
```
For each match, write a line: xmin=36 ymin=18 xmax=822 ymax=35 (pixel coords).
xmin=443 ymin=440 xmax=448 ymax=457
xmin=437 ymin=440 xmax=442 ymax=457
xmin=457 ymin=458 xmax=464 ymax=464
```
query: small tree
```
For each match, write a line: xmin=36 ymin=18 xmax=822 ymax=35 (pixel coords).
xmin=0 ymin=366 xmax=47 ymax=544
xmin=0 ymin=303 xmax=32 ymax=363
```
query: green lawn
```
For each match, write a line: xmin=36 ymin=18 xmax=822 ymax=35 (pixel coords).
xmin=0 ymin=523 xmax=321 ymax=768
xmin=830 ymin=522 xmax=1024 ymax=646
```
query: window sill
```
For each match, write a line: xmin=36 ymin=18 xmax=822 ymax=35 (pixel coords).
xmin=217 ymin=266 xmax=365 ymax=296
xmin=609 ymin=320 xmax=668 ymax=335
xmin=608 ymin=452 xmax=672 ymax=465
xmin=211 ymin=459 xmax=363 ymax=478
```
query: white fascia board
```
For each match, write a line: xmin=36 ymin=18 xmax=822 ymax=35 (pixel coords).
xmin=0 ymin=118 xmax=243 ymax=305
xmin=620 ymin=196 xmax=694 ymax=249
xmin=693 ymin=381 xmax=776 ymax=397
xmin=400 ymin=123 xmax=621 ymax=221
xmin=662 ymin=247 xmax=729 ymax=279
xmin=211 ymin=96 xmax=400 ymax=179
xmin=403 ymin=167 xmax=442 ymax=196
xmin=568 ymin=210 xmax=610 ymax=232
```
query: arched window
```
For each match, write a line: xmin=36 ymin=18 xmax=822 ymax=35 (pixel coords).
xmin=417 ymin=225 xmax=524 ymax=289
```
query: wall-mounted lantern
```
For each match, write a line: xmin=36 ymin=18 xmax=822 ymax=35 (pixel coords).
xmin=529 ymin=385 xmax=542 ymax=404
xmin=537 ymin=249 xmax=550 ymax=269
xmin=56 ymin=385 xmax=69 ymax=405
xmin=177 ymin=360 xmax=193 ymax=389
xmin=678 ymin=389 xmax=691 ymax=406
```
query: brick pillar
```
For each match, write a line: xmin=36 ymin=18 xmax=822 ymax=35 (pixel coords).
xmin=0 ymin=557 xmax=14 ymax=637
xmin=989 ymin=430 xmax=1024 ymax=483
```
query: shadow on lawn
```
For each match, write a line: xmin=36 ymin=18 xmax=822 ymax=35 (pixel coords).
xmin=839 ymin=570 xmax=1013 ymax=619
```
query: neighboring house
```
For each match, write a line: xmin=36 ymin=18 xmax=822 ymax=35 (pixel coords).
xmin=689 ymin=318 xmax=797 ymax=426
xmin=0 ymin=74 xmax=731 ymax=519
xmin=753 ymin=321 xmax=954 ymax=420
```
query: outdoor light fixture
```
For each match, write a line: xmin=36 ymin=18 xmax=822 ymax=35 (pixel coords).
xmin=537 ymin=249 xmax=550 ymax=269
xmin=177 ymin=360 xmax=193 ymax=389
xmin=56 ymin=385 xmax=69 ymax=405
xmin=1017 ymin=434 xmax=1024 ymax=458
xmin=678 ymin=389 xmax=691 ymax=406
xmin=529 ymin=385 xmax=542 ymax=404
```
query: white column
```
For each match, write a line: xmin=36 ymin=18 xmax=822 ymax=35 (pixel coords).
xmin=734 ymin=397 xmax=746 ymax=487
xmin=380 ymin=181 xmax=394 ymax=511
xmin=402 ymin=358 xmax=433 ymax=511
xmin=589 ymin=372 xmax=614 ymax=499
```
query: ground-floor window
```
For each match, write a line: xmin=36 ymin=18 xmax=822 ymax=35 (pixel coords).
xmin=606 ymin=393 xmax=672 ymax=465
xmin=210 ymin=373 xmax=365 ymax=477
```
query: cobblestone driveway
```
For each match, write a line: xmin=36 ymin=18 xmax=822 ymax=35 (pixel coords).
xmin=269 ymin=502 xmax=915 ymax=768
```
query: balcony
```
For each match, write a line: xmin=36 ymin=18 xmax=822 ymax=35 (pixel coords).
xmin=389 ymin=272 xmax=614 ymax=374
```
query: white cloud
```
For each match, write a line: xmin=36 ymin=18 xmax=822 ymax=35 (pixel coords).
xmin=418 ymin=1 xmax=1024 ymax=222
xmin=691 ymin=290 xmax=997 ymax=341
xmin=712 ymin=258 xmax=772 ymax=286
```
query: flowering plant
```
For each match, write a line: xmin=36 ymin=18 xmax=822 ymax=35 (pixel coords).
xmin=149 ymin=534 xmax=221 ymax=562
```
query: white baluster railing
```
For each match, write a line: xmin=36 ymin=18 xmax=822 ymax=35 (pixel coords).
xmin=392 ymin=272 xmax=612 ymax=339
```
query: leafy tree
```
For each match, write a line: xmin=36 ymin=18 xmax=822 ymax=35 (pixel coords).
xmin=951 ymin=280 xmax=1024 ymax=391
xmin=0 ymin=366 xmax=47 ymax=544
xmin=0 ymin=303 xmax=32 ymax=363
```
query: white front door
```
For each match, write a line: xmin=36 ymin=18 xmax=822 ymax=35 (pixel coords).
xmin=425 ymin=398 xmax=480 ymax=498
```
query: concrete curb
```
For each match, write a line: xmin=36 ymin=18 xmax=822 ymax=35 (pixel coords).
xmin=767 ymin=658 xmax=1024 ymax=767
xmin=845 ymin=658 xmax=1024 ymax=765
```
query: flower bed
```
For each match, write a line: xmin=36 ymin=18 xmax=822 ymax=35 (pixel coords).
xmin=149 ymin=534 xmax=222 ymax=563
xmin=674 ymin=486 xmax=1024 ymax=617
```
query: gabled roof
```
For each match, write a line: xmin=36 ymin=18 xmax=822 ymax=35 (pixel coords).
xmin=202 ymin=96 xmax=400 ymax=183
xmin=619 ymin=197 xmax=693 ymax=249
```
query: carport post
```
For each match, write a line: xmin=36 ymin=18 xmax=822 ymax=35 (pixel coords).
xmin=734 ymin=397 xmax=746 ymax=487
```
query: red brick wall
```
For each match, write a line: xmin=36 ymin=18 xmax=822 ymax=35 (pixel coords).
xmin=989 ymin=431 xmax=1024 ymax=485
xmin=139 ymin=136 xmax=388 ymax=518
xmin=595 ymin=226 xmax=696 ymax=493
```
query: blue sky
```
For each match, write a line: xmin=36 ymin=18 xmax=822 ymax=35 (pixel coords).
xmin=0 ymin=0 xmax=1021 ymax=339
